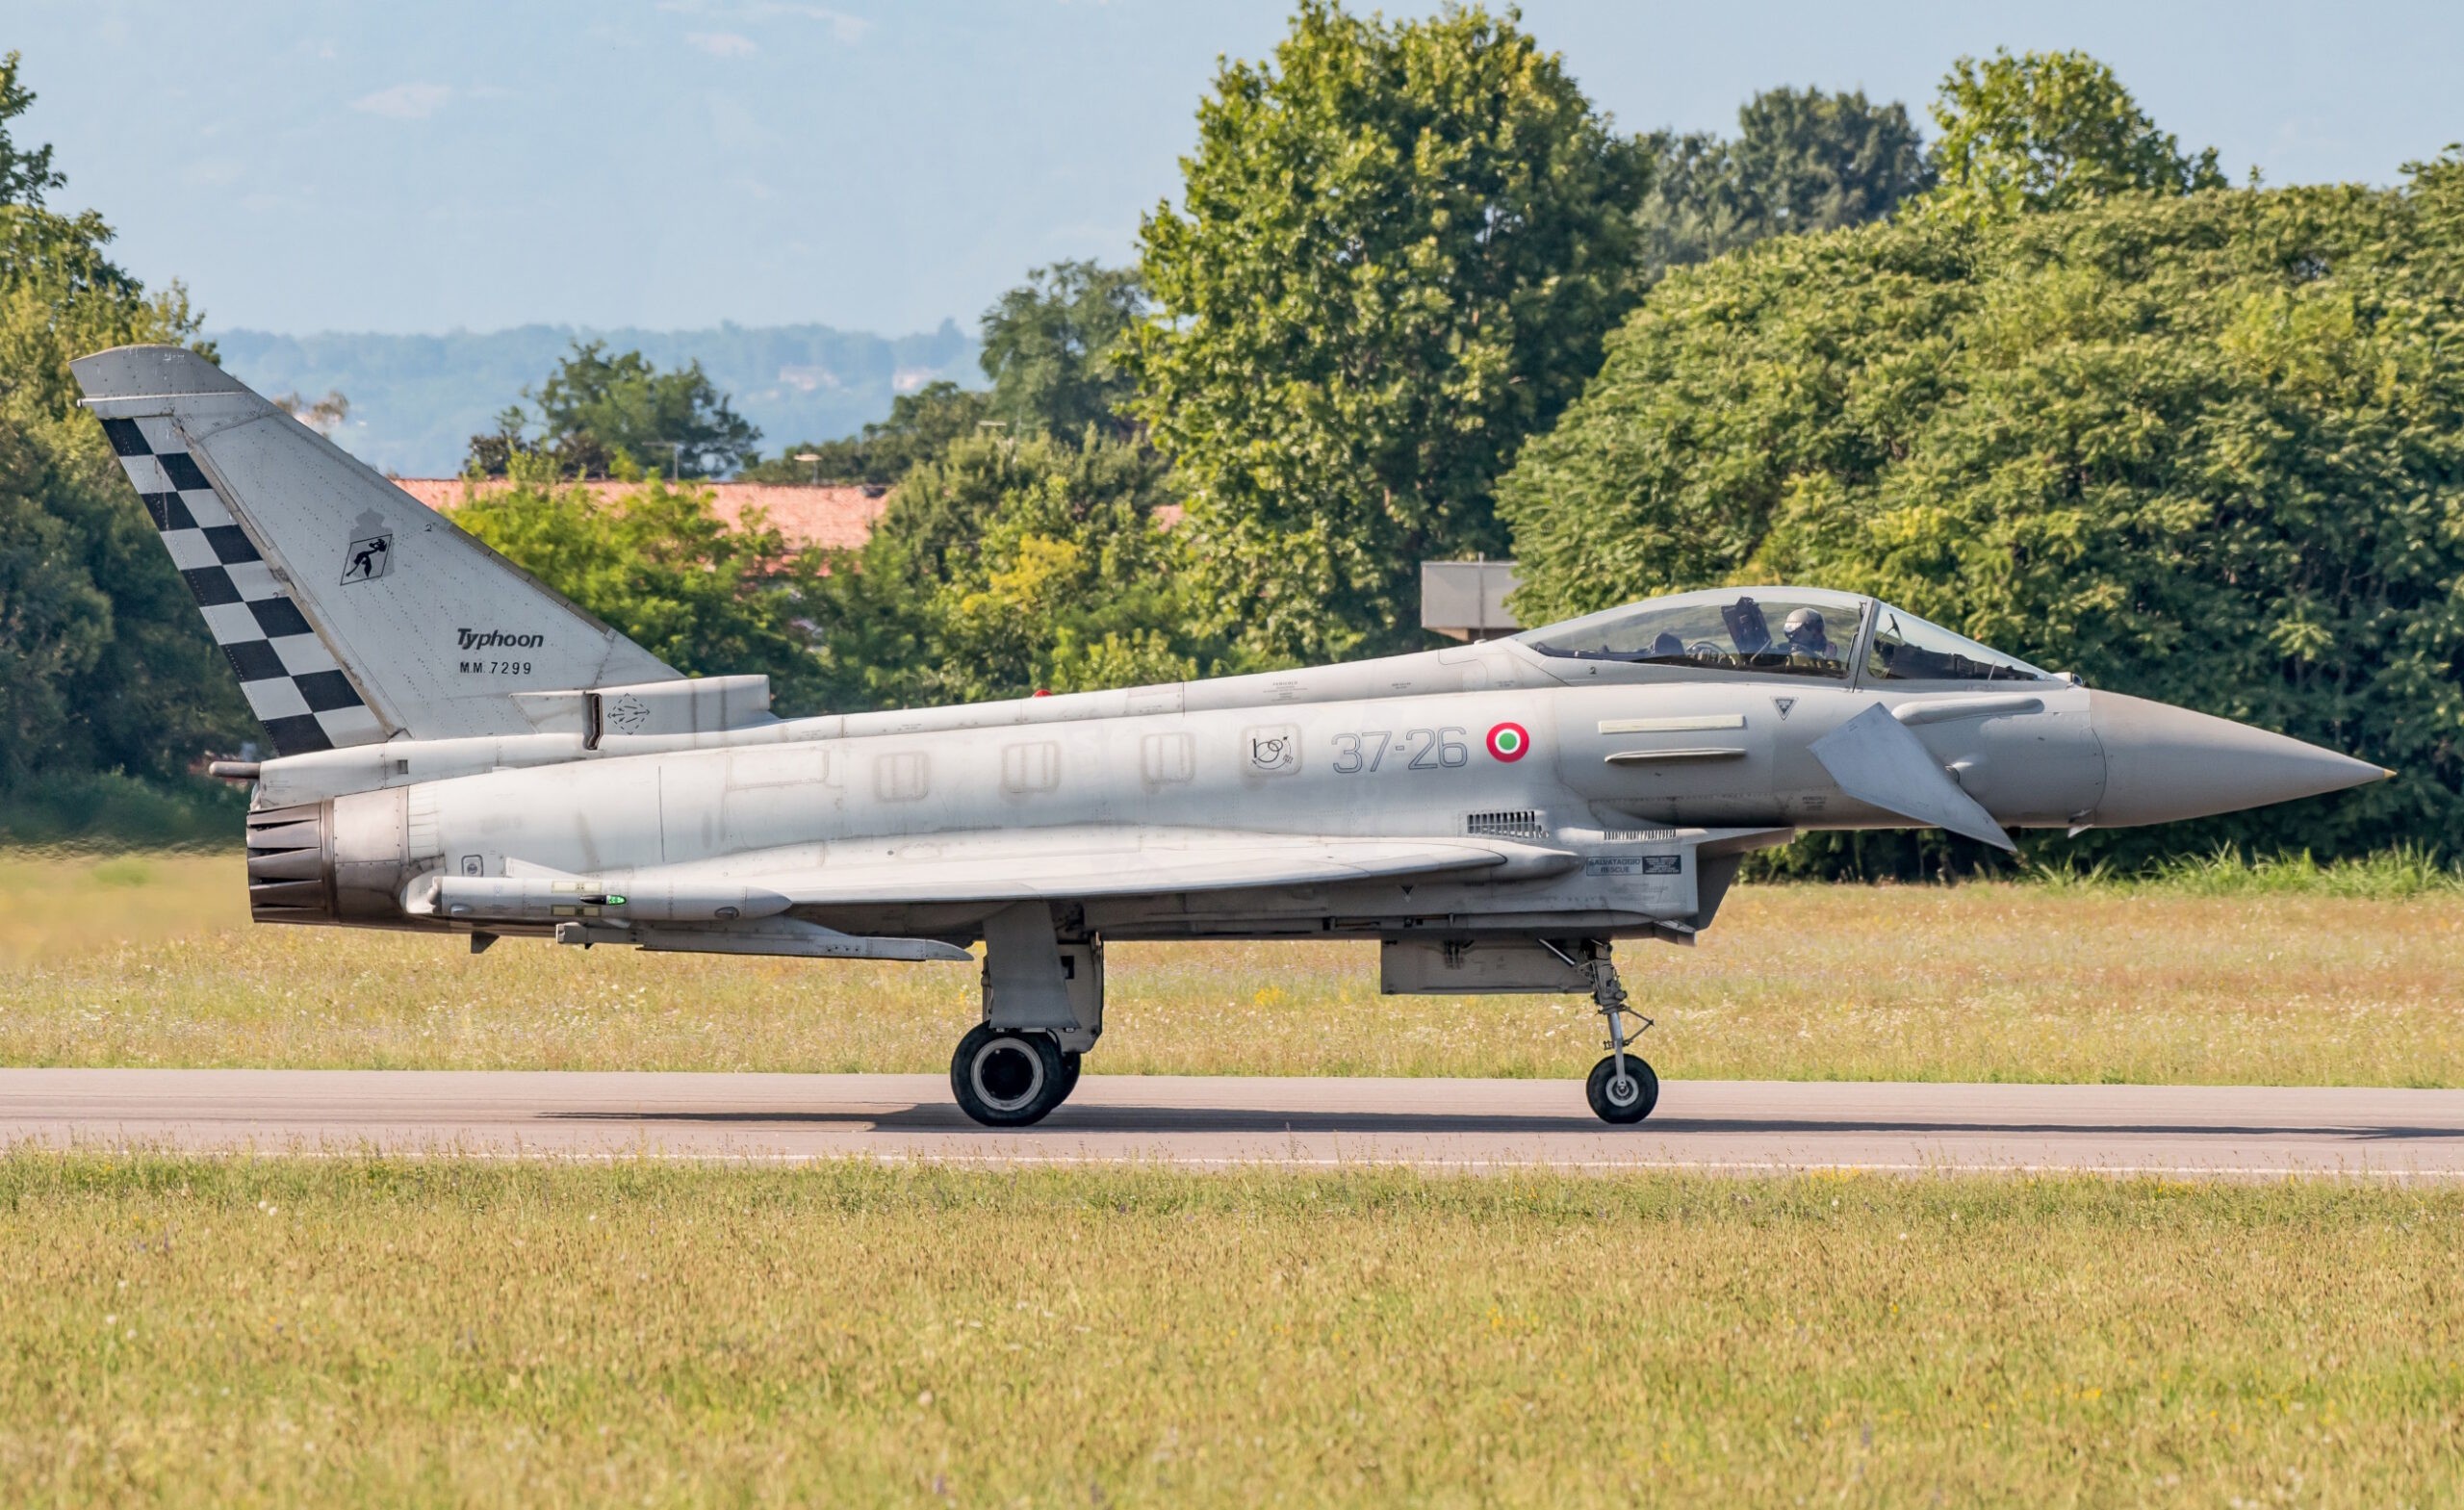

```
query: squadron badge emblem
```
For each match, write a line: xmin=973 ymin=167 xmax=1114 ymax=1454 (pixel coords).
xmin=341 ymin=532 xmax=392 ymax=584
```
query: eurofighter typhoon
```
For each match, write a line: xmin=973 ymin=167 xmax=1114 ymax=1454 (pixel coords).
xmin=76 ymin=346 xmax=2390 ymax=1125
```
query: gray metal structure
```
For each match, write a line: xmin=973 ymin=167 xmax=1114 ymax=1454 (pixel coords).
xmin=76 ymin=346 xmax=2392 ymax=1124
xmin=1420 ymin=559 xmax=1523 ymax=640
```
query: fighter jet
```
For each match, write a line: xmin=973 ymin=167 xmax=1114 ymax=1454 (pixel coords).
xmin=74 ymin=346 xmax=2389 ymax=1125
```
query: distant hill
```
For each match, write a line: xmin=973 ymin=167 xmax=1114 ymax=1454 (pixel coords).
xmin=209 ymin=321 xmax=983 ymax=477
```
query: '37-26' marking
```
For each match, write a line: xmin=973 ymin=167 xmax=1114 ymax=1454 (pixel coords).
xmin=1331 ymin=728 xmax=1470 ymax=774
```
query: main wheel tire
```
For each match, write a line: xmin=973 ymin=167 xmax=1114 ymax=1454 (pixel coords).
xmin=1056 ymin=1049 xmax=1083 ymax=1104
xmin=951 ymin=1025 xmax=1068 ymax=1127
xmin=1586 ymin=1054 xmax=1659 ymax=1124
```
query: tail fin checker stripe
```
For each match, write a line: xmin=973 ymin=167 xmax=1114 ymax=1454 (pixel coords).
xmin=97 ymin=415 xmax=386 ymax=757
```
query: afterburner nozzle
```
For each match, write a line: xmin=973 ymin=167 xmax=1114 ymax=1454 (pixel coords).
xmin=2088 ymin=691 xmax=2386 ymax=828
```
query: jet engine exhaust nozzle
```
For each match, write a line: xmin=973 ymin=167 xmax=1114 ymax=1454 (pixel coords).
xmin=244 ymin=802 xmax=335 ymax=923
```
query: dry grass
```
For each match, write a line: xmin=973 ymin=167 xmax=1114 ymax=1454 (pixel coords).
xmin=0 ymin=1154 xmax=2456 ymax=1507
xmin=5 ymin=849 xmax=2462 ymax=1085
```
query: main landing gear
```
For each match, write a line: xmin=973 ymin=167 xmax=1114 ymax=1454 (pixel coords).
xmin=950 ymin=901 xmax=1101 ymax=1128
xmin=1582 ymin=957 xmax=1658 ymax=1124
xmin=949 ymin=1025 xmax=1082 ymax=1127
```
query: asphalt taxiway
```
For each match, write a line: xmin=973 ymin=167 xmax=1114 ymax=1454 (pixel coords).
xmin=3 ymin=1069 xmax=2460 ymax=1177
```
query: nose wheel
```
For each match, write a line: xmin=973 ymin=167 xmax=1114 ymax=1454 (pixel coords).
xmin=1587 ymin=1053 xmax=1659 ymax=1123
xmin=950 ymin=1024 xmax=1077 ymax=1127
xmin=1583 ymin=956 xmax=1658 ymax=1124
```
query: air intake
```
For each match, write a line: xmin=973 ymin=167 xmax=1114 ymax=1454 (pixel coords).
xmin=244 ymin=802 xmax=336 ymax=923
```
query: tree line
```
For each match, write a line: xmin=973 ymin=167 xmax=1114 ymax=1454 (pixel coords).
xmin=0 ymin=52 xmax=253 ymax=837
xmin=4 ymin=11 xmax=2458 ymax=864
xmin=451 ymin=5 xmax=1962 ymax=708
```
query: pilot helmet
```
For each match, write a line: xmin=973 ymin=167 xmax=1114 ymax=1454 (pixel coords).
xmin=1782 ymin=606 xmax=1828 ymax=652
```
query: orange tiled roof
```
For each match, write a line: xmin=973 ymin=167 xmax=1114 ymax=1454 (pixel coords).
xmin=393 ymin=476 xmax=893 ymax=552
xmin=394 ymin=477 xmax=1182 ymax=550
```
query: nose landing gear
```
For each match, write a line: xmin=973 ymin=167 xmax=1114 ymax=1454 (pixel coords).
xmin=1583 ymin=957 xmax=1658 ymax=1124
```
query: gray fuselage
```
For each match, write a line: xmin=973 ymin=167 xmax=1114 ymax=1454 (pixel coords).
xmin=258 ymin=633 xmax=2105 ymax=947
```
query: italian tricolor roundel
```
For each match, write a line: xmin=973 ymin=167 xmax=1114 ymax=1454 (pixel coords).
xmin=1486 ymin=721 xmax=1530 ymax=762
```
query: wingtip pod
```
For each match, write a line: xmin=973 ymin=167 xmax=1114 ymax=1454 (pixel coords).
xmin=71 ymin=345 xmax=255 ymax=403
xmin=2087 ymin=691 xmax=2388 ymax=828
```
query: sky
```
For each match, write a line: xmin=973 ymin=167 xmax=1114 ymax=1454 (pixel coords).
xmin=13 ymin=0 xmax=2463 ymax=338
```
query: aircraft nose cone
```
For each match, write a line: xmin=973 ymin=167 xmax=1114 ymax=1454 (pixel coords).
xmin=2088 ymin=691 xmax=2388 ymax=828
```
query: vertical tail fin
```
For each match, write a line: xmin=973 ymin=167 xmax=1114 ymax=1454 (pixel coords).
xmin=73 ymin=345 xmax=680 ymax=755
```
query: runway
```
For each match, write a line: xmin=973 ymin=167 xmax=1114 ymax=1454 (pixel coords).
xmin=4 ymin=1069 xmax=2462 ymax=1177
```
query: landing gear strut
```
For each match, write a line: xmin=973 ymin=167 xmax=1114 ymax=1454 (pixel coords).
xmin=1583 ymin=957 xmax=1658 ymax=1124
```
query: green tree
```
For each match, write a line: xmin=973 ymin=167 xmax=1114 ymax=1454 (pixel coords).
xmin=739 ymin=380 xmax=989 ymax=487
xmin=0 ymin=58 xmax=247 ymax=795
xmin=1630 ymin=129 xmax=1736 ymax=275
xmin=1500 ymin=156 xmax=2464 ymax=866
xmin=1928 ymin=49 xmax=2227 ymax=217
xmin=978 ymin=260 xmax=1146 ymax=443
xmin=740 ymin=257 xmax=1191 ymax=708
xmin=747 ymin=260 xmax=1145 ymax=485
xmin=0 ymin=53 xmax=63 ymax=208
xmin=1128 ymin=1 xmax=1652 ymax=666
xmin=469 ymin=341 xmax=761 ymax=479
xmin=451 ymin=469 xmax=831 ymax=713
xmin=0 ymin=403 xmax=112 ymax=782
xmin=1728 ymin=87 xmax=1934 ymax=236
xmin=1637 ymin=87 xmax=1933 ymax=274
xmin=806 ymin=432 xmax=1208 ymax=709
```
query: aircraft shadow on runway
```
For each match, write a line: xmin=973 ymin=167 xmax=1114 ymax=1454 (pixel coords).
xmin=541 ymin=1107 xmax=2464 ymax=1139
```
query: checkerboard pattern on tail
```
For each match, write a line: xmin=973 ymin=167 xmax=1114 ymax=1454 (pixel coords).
xmin=73 ymin=345 xmax=681 ymax=749
xmin=99 ymin=415 xmax=386 ymax=756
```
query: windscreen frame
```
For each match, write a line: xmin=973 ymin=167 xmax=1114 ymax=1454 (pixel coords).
xmin=1848 ymin=601 xmax=2058 ymax=688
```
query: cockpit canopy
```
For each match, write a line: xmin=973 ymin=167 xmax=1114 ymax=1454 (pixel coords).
xmin=1513 ymin=586 xmax=2053 ymax=684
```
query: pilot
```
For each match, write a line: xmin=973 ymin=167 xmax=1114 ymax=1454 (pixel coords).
xmin=1781 ymin=606 xmax=1832 ymax=660
xmin=1649 ymin=631 xmax=1684 ymax=658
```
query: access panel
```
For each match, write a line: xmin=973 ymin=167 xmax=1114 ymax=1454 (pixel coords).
xmin=1379 ymin=936 xmax=1599 ymax=995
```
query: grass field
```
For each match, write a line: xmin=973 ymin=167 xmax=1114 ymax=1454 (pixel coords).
xmin=0 ymin=1154 xmax=2455 ymax=1507
xmin=7 ymin=849 xmax=2461 ymax=1086
xmin=9 ymin=856 xmax=2462 ymax=1506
